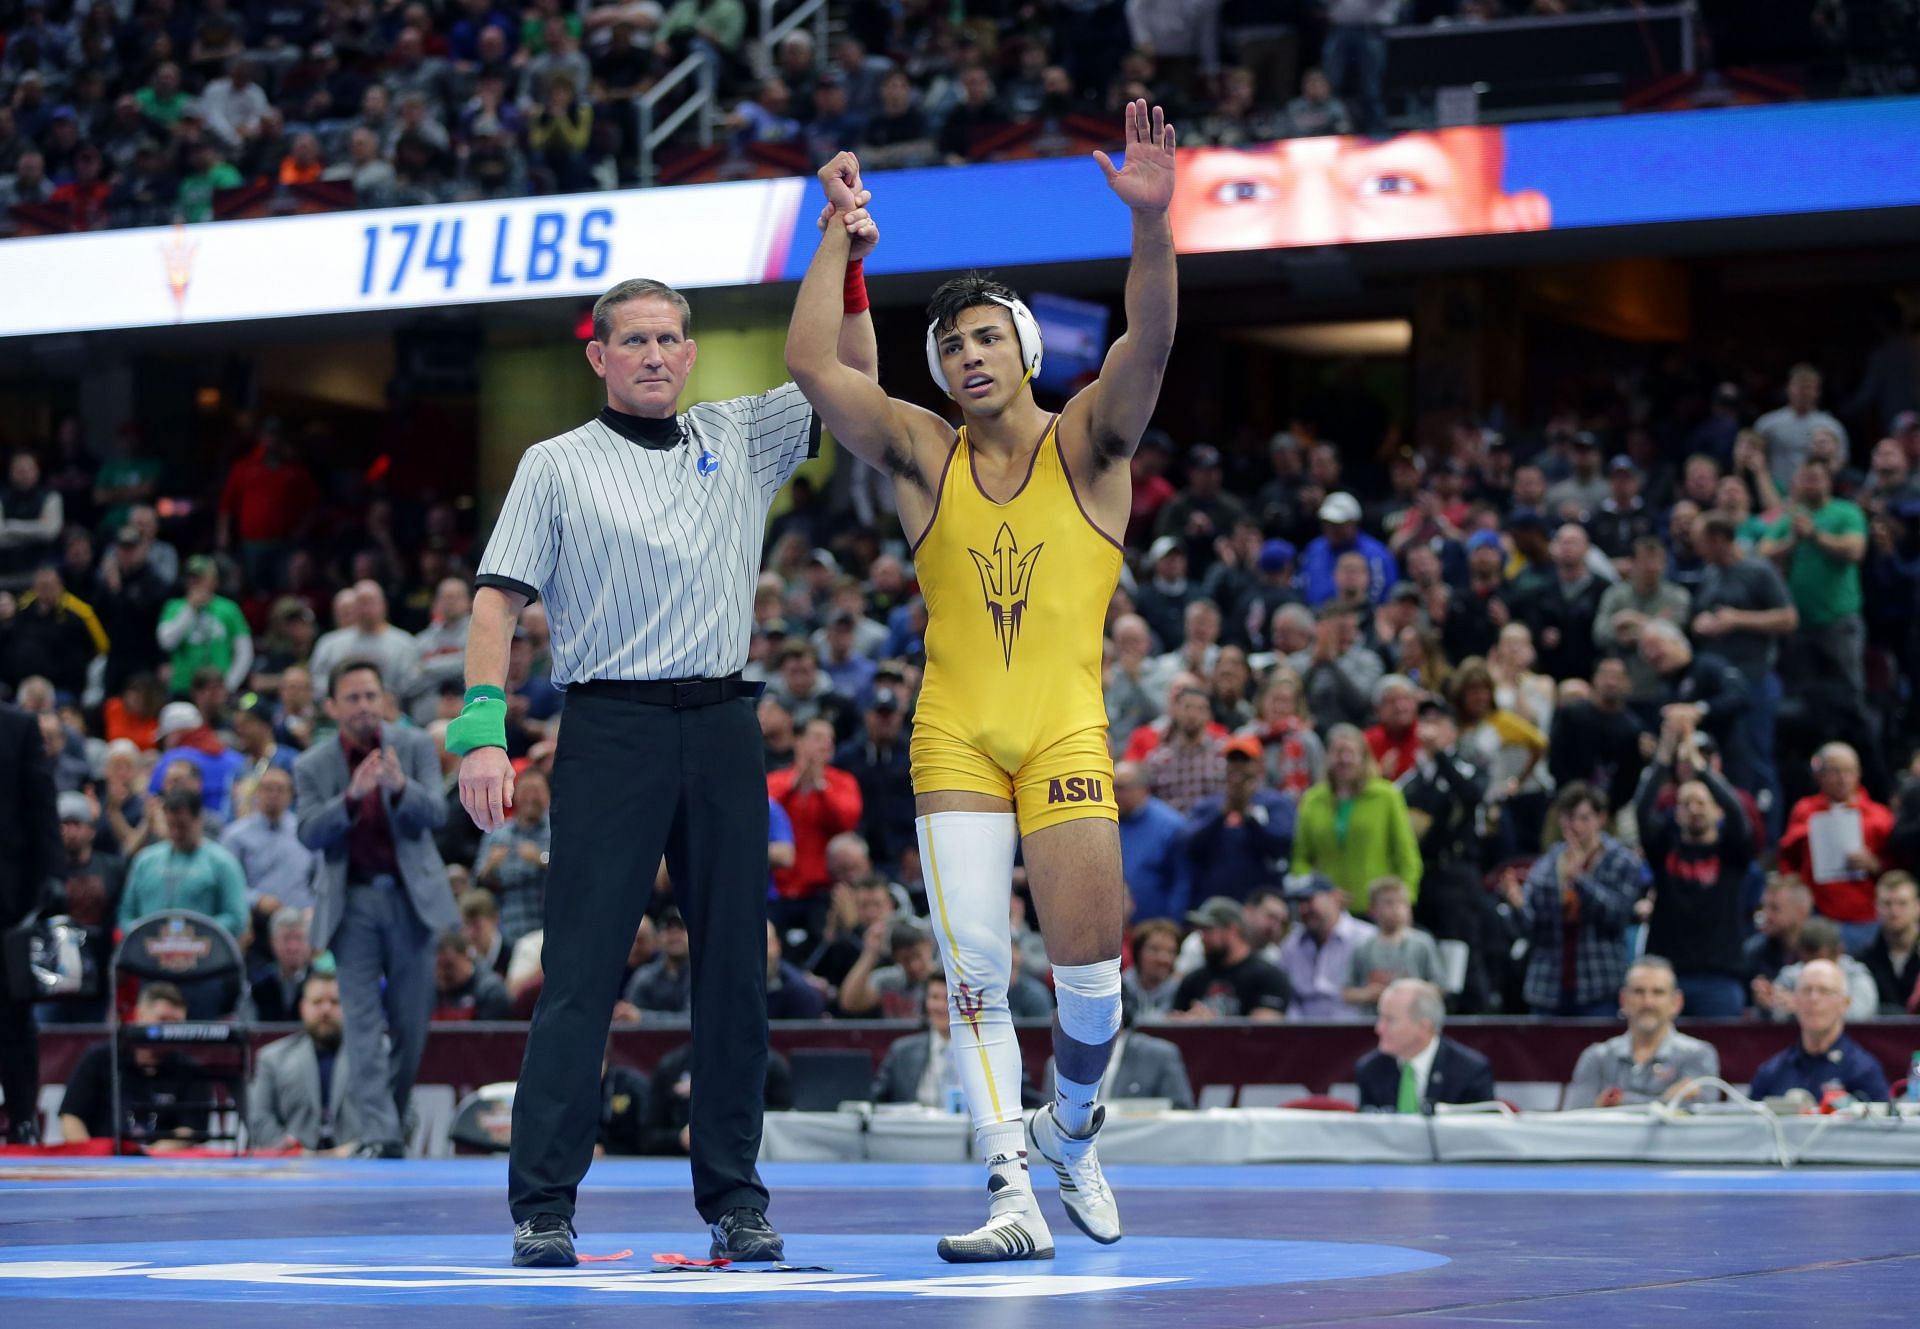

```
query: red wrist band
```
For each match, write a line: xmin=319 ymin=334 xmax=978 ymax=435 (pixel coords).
xmin=843 ymin=260 xmax=868 ymax=315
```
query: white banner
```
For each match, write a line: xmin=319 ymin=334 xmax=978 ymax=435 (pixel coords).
xmin=0 ymin=177 xmax=808 ymax=339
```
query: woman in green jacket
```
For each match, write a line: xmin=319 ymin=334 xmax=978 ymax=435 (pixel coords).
xmin=1291 ymin=724 xmax=1422 ymax=916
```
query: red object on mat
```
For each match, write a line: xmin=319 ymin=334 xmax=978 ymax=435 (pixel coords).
xmin=651 ymin=1253 xmax=731 ymax=1268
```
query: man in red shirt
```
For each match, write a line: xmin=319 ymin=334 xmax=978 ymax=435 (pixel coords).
xmin=766 ymin=717 xmax=862 ymax=950
xmin=1780 ymin=741 xmax=1893 ymax=949
xmin=48 ymin=144 xmax=111 ymax=231
xmin=1366 ymin=674 xmax=1420 ymax=782
xmin=217 ymin=419 xmax=318 ymax=590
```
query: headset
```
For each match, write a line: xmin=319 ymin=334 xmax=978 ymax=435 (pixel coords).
xmin=925 ymin=294 xmax=1043 ymax=399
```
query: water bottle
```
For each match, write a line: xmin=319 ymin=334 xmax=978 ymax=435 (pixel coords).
xmin=1907 ymin=1052 xmax=1920 ymax=1104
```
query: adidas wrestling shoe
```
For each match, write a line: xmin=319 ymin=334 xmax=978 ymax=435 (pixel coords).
xmin=936 ymin=1172 xmax=1055 ymax=1263
xmin=1028 ymin=1103 xmax=1122 ymax=1244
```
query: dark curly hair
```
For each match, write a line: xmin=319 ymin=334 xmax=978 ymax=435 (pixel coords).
xmin=925 ymin=272 xmax=1023 ymax=337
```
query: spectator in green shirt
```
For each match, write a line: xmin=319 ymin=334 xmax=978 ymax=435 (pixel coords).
xmin=1291 ymin=724 xmax=1423 ymax=916
xmin=175 ymin=139 xmax=243 ymax=224
xmin=657 ymin=0 xmax=746 ymax=77
xmin=134 ymin=63 xmax=190 ymax=125
xmin=157 ymin=555 xmax=254 ymax=695
xmin=1758 ymin=457 xmax=1868 ymax=700
xmin=119 ymin=789 xmax=251 ymax=942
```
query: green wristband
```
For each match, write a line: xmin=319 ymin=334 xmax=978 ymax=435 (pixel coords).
xmin=446 ymin=694 xmax=508 ymax=755
xmin=465 ymin=685 xmax=506 ymax=705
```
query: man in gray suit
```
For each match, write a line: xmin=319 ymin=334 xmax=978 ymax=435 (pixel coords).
xmin=295 ymin=660 xmax=458 ymax=1158
xmin=248 ymin=972 xmax=368 ymax=1152
xmin=872 ymin=975 xmax=960 ymax=1107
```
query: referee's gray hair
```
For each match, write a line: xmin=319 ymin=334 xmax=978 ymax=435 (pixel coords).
xmin=593 ymin=278 xmax=692 ymax=340
xmin=1386 ymin=977 xmax=1446 ymax=1032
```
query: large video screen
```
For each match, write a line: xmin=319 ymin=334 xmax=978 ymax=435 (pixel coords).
xmin=1 ymin=99 xmax=1915 ymax=339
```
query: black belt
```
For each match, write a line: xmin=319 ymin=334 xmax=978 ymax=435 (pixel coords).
xmin=571 ymin=674 xmax=764 ymax=709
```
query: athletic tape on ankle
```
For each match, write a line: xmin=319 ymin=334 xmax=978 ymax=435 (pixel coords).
xmin=1052 ymin=958 xmax=1123 ymax=1045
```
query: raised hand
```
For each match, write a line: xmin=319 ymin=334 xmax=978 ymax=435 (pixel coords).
xmin=1094 ymin=98 xmax=1176 ymax=213
xmin=817 ymin=150 xmax=862 ymax=214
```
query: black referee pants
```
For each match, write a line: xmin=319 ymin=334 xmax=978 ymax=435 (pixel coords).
xmin=508 ymin=687 xmax=771 ymax=1225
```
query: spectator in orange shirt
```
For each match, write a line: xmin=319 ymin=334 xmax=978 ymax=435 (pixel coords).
xmin=766 ymin=716 xmax=862 ymax=950
xmin=278 ymin=132 xmax=325 ymax=185
xmin=104 ymin=673 xmax=165 ymax=750
xmin=1780 ymin=742 xmax=1893 ymax=950
xmin=216 ymin=419 xmax=318 ymax=590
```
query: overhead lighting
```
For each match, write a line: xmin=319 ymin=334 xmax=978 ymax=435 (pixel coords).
xmin=1234 ymin=320 xmax=1413 ymax=355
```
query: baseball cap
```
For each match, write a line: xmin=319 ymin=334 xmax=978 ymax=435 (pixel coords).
xmin=1571 ymin=430 xmax=1600 ymax=449
xmin=1185 ymin=896 xmax=1244 ymax=929
xmin=1388 ymin=581 xmax=1421 ymax=603
xmin=1466 ymin=529 xmax=1505 ymax=554
xmin=185 ymin=554 xmax=218 ymax=578
xmin=808 ymin=548 xmax=840 ymax=573
xmin=1416 ymin=694 xmax=1452 ymax=719
xmin=1257 ymin=538 xmax=1296 ymax=573
xmin=1222 ymin=734 xmax=1264 ymax=762
xmin=1145 ymin=534 xmax=1183 ymax=569
xmin=1138 ymin=428 xmax=1174 ymax=455
xmin=869 ymin=686 xmax=900 ymax=713
xmin=1318 ymin=492 xmax=1362 ymax=524
xmin=1608 ymin=455 xmax=1638 ymax=474
xmin=114 ymin=524 xmax=141 ymax=546
xmin=1285 ymin=872 xmax=1338 ymax=900
xmin=1506 ymin=506 xmax=1547 ymax=532
xmin=1188 ymin=444 xmax=1222 ymax=470
xmin=156 ymin=701 xmax=204 ymax=740
xmin=57 ymin=791 xmax=95 ymax=823
xmin=829 ymin=610 xmax=857 ymax=628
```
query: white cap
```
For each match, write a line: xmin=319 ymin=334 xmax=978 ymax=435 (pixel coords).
xmin=1145 ymin=535 xmax=1182 ymax=569
xmin=156 ymin=702 xmax=205 ymax=741
xmin=1318 ymin=491 xmax=1362 ymax=524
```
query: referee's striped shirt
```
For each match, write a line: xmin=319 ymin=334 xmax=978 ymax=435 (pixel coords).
xmin=475 ymin=383 xmax=818 ymax=685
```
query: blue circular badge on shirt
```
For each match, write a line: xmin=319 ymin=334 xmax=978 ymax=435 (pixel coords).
xmin=696 ymin=450 xmax=720 ymax=477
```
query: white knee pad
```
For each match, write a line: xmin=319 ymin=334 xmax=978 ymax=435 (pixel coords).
xmin=917 ymin=811 xmax=1022 ymax=1128
xmin=1052 ymin=958 xmax=1122 ymax=1045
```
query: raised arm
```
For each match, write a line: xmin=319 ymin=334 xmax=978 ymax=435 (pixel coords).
xmin=785 ymin=154 xmax=940 ymax=488
xmin=1076 ymin=100 xmax=1179 ymax=466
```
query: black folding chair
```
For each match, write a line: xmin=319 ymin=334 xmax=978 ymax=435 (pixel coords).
xmin=109 ymin=911 xmax=252 ymax=1156
xmin=787 ymin=1048 xmax=876 ymax=1111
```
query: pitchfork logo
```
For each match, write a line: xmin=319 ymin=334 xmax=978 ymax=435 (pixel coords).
xmin=968 ymin=522 xmax=1043 ymax=668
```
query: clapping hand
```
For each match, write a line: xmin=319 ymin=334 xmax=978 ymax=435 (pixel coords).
xmin=375 ymin=746 xmax=406 ymax=794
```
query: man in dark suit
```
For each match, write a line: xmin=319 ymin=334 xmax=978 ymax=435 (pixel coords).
xmin=0 ymin=701 xmax=61 ymax=1142
xmin=295 ymin=660 xmax=459 ymax=1158
xmin=1355 ymin=978 xmax=1495 ymax=1112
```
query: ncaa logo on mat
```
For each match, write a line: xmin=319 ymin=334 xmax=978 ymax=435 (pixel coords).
xmin=696 ymin=449 xmax=721 ymax=477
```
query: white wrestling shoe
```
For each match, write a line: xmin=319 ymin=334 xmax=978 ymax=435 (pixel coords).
xmin=1028 ymin=1104 xmax=1122 ymax=1244
xmin=936 ymin=1174 xmax=1055 ymax=1263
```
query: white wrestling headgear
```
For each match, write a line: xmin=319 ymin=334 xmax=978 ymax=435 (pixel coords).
xmin=925 ymin=294 xmax=1043 ymax=399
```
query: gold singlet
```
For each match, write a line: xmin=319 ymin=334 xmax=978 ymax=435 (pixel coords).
xmin=908 ymin=414 xmax=1124 ymax=832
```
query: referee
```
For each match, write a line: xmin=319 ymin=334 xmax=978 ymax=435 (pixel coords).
xmin=453 ymin=256 xmax=877 ymax=1267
